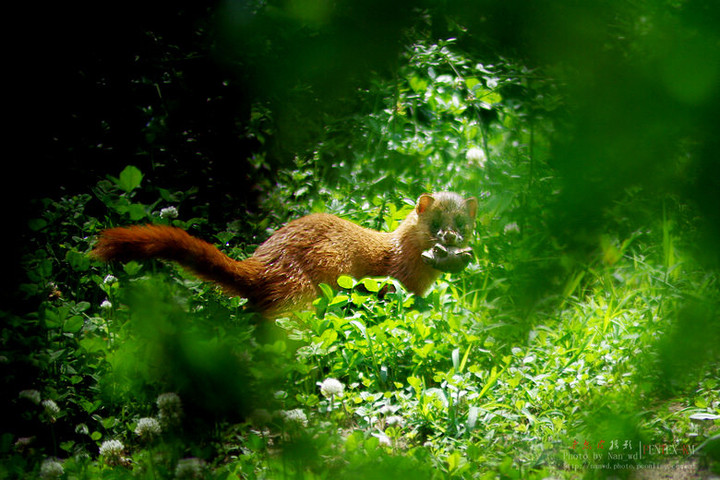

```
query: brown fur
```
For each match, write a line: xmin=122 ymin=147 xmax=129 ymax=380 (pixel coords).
xmin=91 ymin=192 xmax=477 ymax=316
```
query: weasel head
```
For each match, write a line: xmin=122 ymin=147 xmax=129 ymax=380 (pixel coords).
xmin=414 ymin=192 xmax=477 ymax=273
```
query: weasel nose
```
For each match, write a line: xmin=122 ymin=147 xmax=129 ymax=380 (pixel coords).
xmin=439 ymin=230 xmax=461 ymax=246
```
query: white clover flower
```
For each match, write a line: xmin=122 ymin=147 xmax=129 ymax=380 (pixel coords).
xmin=99 ymin=439 xmax=124 ymax=465
xmin=372 ymin=431 xmax=392 ymax=447
xmin=42 ymin=400 xmax=60 ymax=420
xmin=157 ymin=392 xmax=181 ymax=410
xmin=319 ymin=378 xmax=344 ymax=399
xmin=19 ymin=390 xmax=41 ymax=405
xmin=466 ymin=147 xmax=486 ymax=167
xmin=14 ymin=437 xmax=34 ymax=450
xmin=135 ymin=417 xmax=162 ymax=440
xmin=103 ymin=274 xmax=118 ymax=284
xmin=157 ymin=392 xmax=183 ymax=428
xmin=39 ymin=458 xmax=64 ymax=479
xmin=503 ymin=222 xmax=520 ymax=234
xmin=377 ymin=405 xmax=395 ymax=415
xmin=280 ymin=409 xmax=308 ymax=425
xmin=175 ymin=458 xmax=206 ymax=480
xmin=100 ymin=300 xmax=113 ymax=309
xmin=385 ymin=415 xmax=404 ymax=427
xmin=159 ymin=206 xmax=179 ymax=219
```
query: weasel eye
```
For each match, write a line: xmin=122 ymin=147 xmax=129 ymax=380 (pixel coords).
xmin=455 ymin=216 xmax=466 ymax=229
xmin=431 ymin=219 xmax=441 ymax=232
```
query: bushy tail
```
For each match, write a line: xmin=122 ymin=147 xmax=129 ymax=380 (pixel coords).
xmin=90 ymin=225 xmax=263 ymax=297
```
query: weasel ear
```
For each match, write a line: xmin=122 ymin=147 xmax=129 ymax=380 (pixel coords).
xmin=465 ymin=197 xmax=478 ymax=220
xmin=416 ymin=194 xmax=435 ymax=214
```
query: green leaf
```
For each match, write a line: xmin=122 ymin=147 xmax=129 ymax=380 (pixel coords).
xmin=409 ymin=75 xmax=428 ymax=93
xmin=447 ymin=451 xmax=467 ymax=473
xmin=28 ymin=218 xmax=48 ymax=231
xmin=452 ymin=348 xmax=460 ymax=370
xmin=351 ymin=292 xmax=370 ymax=306
xmin=63 ymin=316 xmax=84 ymax=333
xmin=66 ymin=250 xmax=91 ymax=272
xmin=43 ymin=306 xmax=67 ymax=329
xmin=329 ymin=294 xmax=349 ymax=307
xmin=407 ymin=376 xmax=423 ymax=392
xmin=246 ymin=433 xmax=265 ymax=452
xmin=465 ymin=77 xmax=481 ymax=90
xmin=365 ymin=435 xmax=380 ymax=452
xmin=344 ymin=431 xmax=363 ymax=452
xmin=350 ymin=320 xmax=367 ymax=337
xmin=318 ymin=283 xmax=334 ymax=300
xmin=60 ymin=441 xmax=75 ymax=453
xmin=467 ymin=406 xmax=479 ymax=430
xmin=73 ymin=301 xmax=91 ymax=313
xmin=459 ymin=345 xmax=473 ymax=373
xmin=318 ymin=328 xmax=338 ymax=348
xmin=127 ymin=203 xmax=147 ymax=221
xmin=80 ymin=399 xmax=101 ymax=414
xmin=361 ymin=278 xmax=379 ymax=292
xmin=337 ymin=275 xmax=355 ymax=289
xmin=27 ymin=257 xmax=53 ymax=283
xmin=101 ymin=417 xmax=117 ymax=429
xmin=123 ymin=261 xmax=142 ymax=275
xmin=217 ymin=231 xmax=235 ymax=245
xmin=116 ymin=165 xmax=143 ymax=193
